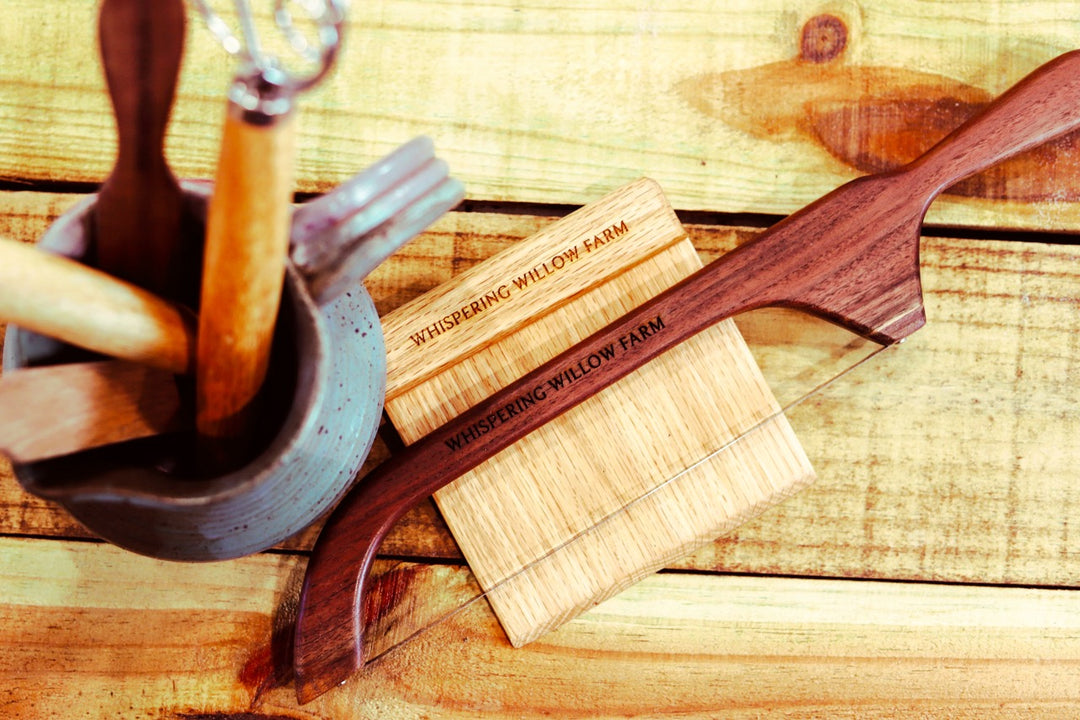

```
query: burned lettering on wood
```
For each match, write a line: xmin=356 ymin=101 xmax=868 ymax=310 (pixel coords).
xmin=443 ymin=315 xmax=667 ymax=452
xmin=406 ymin=219 xmax=631 ymax=349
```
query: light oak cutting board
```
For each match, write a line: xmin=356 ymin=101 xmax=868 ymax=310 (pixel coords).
xmin=381 ymin=178 xmax=815 ymax=646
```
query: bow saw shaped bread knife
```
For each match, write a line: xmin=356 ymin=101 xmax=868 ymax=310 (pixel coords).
xmin=293 ymin=49 xmax=1080 ymax=703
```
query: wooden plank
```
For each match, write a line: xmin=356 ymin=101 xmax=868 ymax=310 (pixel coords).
xmin=1 ymin=191 xmax=1078 ymax=589
xmin=713 ymin=233 xmax=1080 ymax=587
xmin=381 ymin=179 xmax=812 ymax=646
xmin=2 ymin=2 xmax=1080 ymax=230
xmin=332 ymin=573 xmax=1080 ymax=719
xmin=3 ymin=537 xmax=1080 ymax=718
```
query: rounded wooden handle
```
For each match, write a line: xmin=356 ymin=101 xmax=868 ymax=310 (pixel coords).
xmin=195 ymin=110 xmax=297 ymax=449
xmin=0 ymin=360 xmax=184 ymax=464
xmin=0 ymin=238 xmax=194 ymax=373
xmin=95 ymin=0 xmax=188 ymax=298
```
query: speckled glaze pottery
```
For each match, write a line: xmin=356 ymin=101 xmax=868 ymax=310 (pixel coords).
xmin=3 ymin=184 xmax=386 ymax=561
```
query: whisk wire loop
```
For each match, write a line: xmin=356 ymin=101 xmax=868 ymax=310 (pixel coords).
xmin=189 ymin=0 xmax=346 ymax=111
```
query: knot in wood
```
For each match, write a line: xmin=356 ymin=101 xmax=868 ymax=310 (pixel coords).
xmin=800 ymin=14 xmax=848 ymax=63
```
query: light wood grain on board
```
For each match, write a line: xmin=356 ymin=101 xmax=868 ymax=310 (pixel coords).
xmin=3 ymin=2 xmax=1080 ymax=230
xmin=0 ymin=191 xmax=1078 ymax=589
xmin=3 ymin=537 xmax=1080 ymax=719
xmin=381 ymin=180 xmax=692 ymax=398
xmin=381 ymin=179 xmax=813 ymax=646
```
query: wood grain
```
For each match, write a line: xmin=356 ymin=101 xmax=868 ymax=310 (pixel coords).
xmin=319 ymin=571 xmax=1080 ymax=719
xmin=3 ymin=2 xmax=1080 ymax=231
xmin=0 ymin=360 xmax=184 ymax=463
xmin=684 ymin=12 xmax=1080 ymax=203
xmin=1 ymin=1 xmax=1079 ymax=715
xmin=1 ymin=201 xmax=1079 ymax=714
xmin=0 ymin=191 xmax=1077 ymax=589
xmin=0 ymin=236 xmax=195 ymax=373
xmin=294 ymin=50 xmax=1080 ymax=698
xmin=381 ymin=178 xmax=813 ymax=648
xmin=4 ymin=537 xmax=1080 ymax=719
xmin=93 ymin=0 xmax=190 ymax=301
xmin=196 ymin=111 xmax=297 ymax=468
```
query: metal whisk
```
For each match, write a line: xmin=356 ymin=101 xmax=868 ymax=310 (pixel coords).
xmin=189 ymin=0 xmax=347 ymax=117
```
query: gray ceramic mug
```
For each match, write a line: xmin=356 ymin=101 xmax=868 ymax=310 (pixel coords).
xmin=2 ymin=184 xmax=382 ymax=561
xmin=3 ymin=143 xmax=463 ymax=561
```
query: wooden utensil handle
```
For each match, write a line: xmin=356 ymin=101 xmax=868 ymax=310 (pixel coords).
xmin=94 ymin=0 xmax=187 ymax=297
xmin=0 ymin=238 xmax=194 ymax=373
xmin=195 ymin=110 xmax=297 ymax=457
xmin=98 ymin=0 xmax=181 ymax=171
xmin=912 ymin=49 xmax=1080 ymax=192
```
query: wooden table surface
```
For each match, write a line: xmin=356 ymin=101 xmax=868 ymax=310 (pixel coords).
xmin=3 ymin=1 xmax=1080 ymax=717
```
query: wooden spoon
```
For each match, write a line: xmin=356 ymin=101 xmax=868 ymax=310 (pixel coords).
xmin=94 ymin=0 xmax=190 ymax=302
xmin=292 ymin=49 xmax=1080 ymax=703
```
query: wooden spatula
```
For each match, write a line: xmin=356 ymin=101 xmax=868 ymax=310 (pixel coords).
xmin=0 ymin=361 xmax=185 ymax=464
xmin=292 ymin=49 xmax=1080 ymax=703
xmin=93 ymin=0 xmax=189 ymax=302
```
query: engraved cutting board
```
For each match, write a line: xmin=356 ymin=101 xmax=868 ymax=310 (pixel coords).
xmin=381 ymin=178 xmax=815 ymax=646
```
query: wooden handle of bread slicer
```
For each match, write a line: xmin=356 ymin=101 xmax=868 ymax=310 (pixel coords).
xmin=196 ymin=108 xmax=297 ymax=467
xmin=0 ymin=238 xmax=194 ymax=373
xmin=292 ymin=49 xmax=1080 ymax=703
